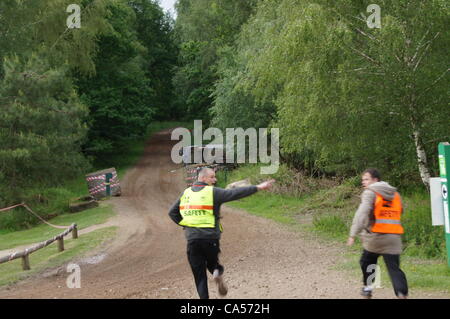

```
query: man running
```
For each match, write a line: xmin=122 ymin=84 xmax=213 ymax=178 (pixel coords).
xmin=169 ymin=167 xmax=274 ymax=299
xmin=347 ymin=168 xmax=408 ymax=299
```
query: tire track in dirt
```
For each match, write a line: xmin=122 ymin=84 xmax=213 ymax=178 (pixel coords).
xmin=0 ymin=128 xmax=448 ymax=299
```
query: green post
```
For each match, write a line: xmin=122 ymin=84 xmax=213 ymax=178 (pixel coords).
xmin=105 ymin=172 xmax=112 ymax=197
xmin=438 ymin=142 xmax=450 ymax=267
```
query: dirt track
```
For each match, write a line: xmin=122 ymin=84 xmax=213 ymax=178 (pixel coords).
xmin=0 ymin=129 xmax=449 ymax=299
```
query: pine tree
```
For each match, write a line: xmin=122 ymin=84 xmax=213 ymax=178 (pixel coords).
xmin=0 ymin=55 xmax=90 ymax=204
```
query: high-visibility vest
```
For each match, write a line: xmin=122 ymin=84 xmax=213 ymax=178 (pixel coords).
xmin=179 ymin=186 xmax=215 ymax=228
xmin=371 ymin=191 xmax=404 ymax=234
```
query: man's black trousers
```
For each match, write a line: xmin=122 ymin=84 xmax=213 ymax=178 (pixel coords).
xmin=360 ymin=249 xmax=408 ymax=297
xmin=187 ymin=239 xmax=224 ymax=299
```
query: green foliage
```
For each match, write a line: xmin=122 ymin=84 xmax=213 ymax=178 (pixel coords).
xmin=207 ymin=0 xmax=450 ymax=187
xmin=172 ymin=0 xmax=259 ymax=122
xmin=130 ymin=0 xmax=178 ymax=120
xmin=172 ymin=40 xmax=216 ymax=121
xmin=0 ymin=0 xmax=109 ymax=76
xmin=0 ymin=0 xmax=178 ymax=209
xmin=210 ymin=45 xmax=275 ymax=130
xmin=0 ymin=0 xmax=109 ymax=207
xmin=402 ymin=192 xmax=446 ymax=258
xmin=76 ymin=0 xmax=152 ymax=155
xmin=313 ymin=215 xmax=349 ymax=240
xmin=0 ymin=188 xmax=74 ymax=231
xmin=0 ymin=55 xmax=90 ymax=205
xmin=77 ymin=0 xmax=177 ymax=156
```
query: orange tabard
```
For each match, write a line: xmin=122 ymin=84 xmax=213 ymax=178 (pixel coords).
xmin=371 ymin=192 xmax=404 ymax=234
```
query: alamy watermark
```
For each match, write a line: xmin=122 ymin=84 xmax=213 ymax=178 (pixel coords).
xmin=363 ymin=4 xmax=381 ymax=29
xmin=66 ymin=4 xmax=81 ymax=29
xmin=66 ymin=263 xmax=81 ymax=288
xmin=366 ymin=264 xmax=382 ymax=289
xmin=171 ymin=120 xmax=280 ymax=174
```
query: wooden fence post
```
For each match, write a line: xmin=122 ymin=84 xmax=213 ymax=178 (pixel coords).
xmin=72 ymin=225 xmax=78 ymax=239
xmin=58 ymin=238 xmax=64 ymax=252
xmin=22 ymin=254 xmax=30 ymax=270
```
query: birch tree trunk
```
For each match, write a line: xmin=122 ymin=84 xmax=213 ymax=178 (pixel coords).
xmin=411 ymin=120 xmax=431 ymax=189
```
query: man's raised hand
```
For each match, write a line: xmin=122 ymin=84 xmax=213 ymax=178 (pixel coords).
xmin=257 ymin=179 xmax=275 ymax=191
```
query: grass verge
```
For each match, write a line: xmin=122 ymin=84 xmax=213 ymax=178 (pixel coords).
xmin=0 ymin=227 xmax=117 ymax=287
xmin=0 ymin=203 xmax=115 ymax=250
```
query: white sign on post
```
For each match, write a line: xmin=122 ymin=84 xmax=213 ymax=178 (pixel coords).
xmin=430 ymin=177 xmax=445 ymax=226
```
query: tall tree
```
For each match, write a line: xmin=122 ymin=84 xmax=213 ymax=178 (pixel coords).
xmin=130 ymin=0 xmax=178 ymax=120
xmin=0 ymin=55 xmax=89 ymax=201
xmin=0 ymin=0 xmax=109 ymax=76
xmin=221 ymin=0 xmax=449 ymax=186
xmin=0 ymin=0 xmax=109 ymax=204
xmin=172 ymin=0 xmax=258 ymax=122
xmin=76 ymin=0 xmax=155 ymax=156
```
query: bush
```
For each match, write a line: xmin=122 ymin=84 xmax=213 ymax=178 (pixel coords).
xmin=0 ymin=186 xmax=80 ymax=231
xmin=313 ymin=214 xmax=348 ymax=239
xmin=218 ymin=163 xmax=339 ymax=197
xmin=402 ymin=192 xmax=446 ymax=259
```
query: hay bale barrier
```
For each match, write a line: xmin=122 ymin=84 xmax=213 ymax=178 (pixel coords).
xmin=86 ymin=168 xmax=121 ymax=200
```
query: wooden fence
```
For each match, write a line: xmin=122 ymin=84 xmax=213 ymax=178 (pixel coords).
xmin=0 ymin=223 xmax=78 ymax=270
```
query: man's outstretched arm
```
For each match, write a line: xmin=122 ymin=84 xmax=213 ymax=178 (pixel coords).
xmin=214 ymin=180 xmax=275 ymax=205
